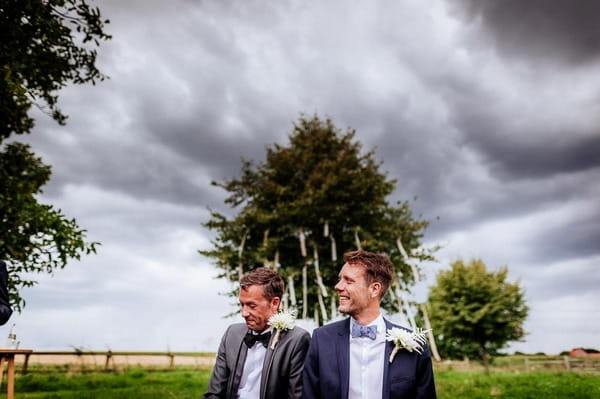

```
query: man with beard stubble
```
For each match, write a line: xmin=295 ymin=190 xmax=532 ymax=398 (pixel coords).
xmin=204 ymin=267 xmax=310 ymax=399
xmin=302 ymin=250 xmax=436 ymax=399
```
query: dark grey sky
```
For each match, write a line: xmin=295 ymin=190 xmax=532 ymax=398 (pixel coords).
xmin=8 ymin=0 xmax=599 ymax=353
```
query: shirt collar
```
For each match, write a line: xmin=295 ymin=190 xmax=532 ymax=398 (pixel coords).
xmin=249 ymin=327 xmax=273 ymax=336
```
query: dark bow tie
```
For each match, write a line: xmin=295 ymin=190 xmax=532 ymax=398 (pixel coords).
xmin=244 ymin=331 xmax=272 ymax=348
xmin=351 ymin=322 xmax=377 ymax=340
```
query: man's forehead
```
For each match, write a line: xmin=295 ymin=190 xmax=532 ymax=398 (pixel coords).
xmin=240 ymin=284 xmax=265 ymax=292
xmin=239 ymin=284 xmax=266 ymax=299
xmin=339 ymin=262 xmax=366 ymax=276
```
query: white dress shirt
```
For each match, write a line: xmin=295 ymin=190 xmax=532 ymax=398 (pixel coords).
xmin=237 ymin=329 xmax=271 ymax=399
xmin=348 ymin=314 xmax=386 ymax=399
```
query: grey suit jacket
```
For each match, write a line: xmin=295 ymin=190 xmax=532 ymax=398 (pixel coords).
xmin=204 ymin=323 xmax=311 ymax=399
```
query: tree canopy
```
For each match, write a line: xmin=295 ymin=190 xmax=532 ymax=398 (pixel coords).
xmin=428 ymin=259 xmax=529 ymax=369
xmin=0 ymin=142 xmax=98 ymax=311
xmin=201 ymin=115 xmax=434 ymax=324
xmin=0 ymin=0 xmax=111 ymax=139
xmin=0 ymin=0 xmax=109 ymax=311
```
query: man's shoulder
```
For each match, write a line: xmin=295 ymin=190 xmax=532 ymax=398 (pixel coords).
xmin=286 ymin=325 xmax=310 ymax=338
xmin=313 ymin=318 xmax=348 ymax=335
xmin=225 ymin=323 xmax=248 ymax=336
xmin=322 ymin=318 xmax=348 ymax=328
xmin=384 ymin=318 xmax=412 ymax=332
xmin=280 ymin=325 xmax=311 ymax=348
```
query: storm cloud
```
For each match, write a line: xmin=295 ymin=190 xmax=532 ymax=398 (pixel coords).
xmin=7 ymin=0 xmax=599 ymax=355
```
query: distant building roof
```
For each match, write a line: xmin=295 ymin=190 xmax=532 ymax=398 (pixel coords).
xmin=569 ymin=348 xmax=600 ymax=357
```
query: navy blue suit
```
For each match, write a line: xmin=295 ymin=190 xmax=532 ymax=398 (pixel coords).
xmin=302 ymin=318 xmax=436 ymax=399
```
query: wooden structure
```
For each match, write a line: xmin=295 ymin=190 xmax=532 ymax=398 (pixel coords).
xmin=0 ymin=349 xmax=33 ymax=399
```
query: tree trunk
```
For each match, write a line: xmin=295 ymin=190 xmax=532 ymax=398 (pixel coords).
xmin=480 ymin=346 xmax=491 ymax=374
xmin=420 ymin=304 xmax=441 ymax=361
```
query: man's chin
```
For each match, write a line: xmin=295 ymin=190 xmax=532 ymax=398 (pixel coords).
xmin=246 ymin=322 xmax=264 ymax=332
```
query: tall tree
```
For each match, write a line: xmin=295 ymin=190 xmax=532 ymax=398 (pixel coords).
xmin=428 ymin=259 xmax=528 ymax=371
xmin=201 ymin=115 xmax=435 ymax=325
xmin=0 ymin=0 xmax=109 ymax=310
xmin=0 ymin=142 xmax=98 ymax=311
xmin=0 ymin=0 xmax=111 ymax=138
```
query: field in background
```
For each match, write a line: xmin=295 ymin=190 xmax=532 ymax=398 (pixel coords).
xmin=21 ymin=351 xmax=216 ymax=373
xmin=2 ymin=353 xmax=599 ymax=399
xmin=436 ymin=354 xmax=600 ymax=374
xmin=3 ymin=367 xmax=600 ymax=399
xmin=15 ymin=351 xmax=600 ymax=374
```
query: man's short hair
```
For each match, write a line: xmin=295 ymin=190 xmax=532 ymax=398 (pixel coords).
xmin=240 ymin=267 xmax=285 ymax=300
xmin=343 ymin=250 xmax=393 ymax=297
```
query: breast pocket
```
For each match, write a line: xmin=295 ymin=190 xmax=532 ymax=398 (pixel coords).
xmin=388 ymin=361 xmax=417 ymax=394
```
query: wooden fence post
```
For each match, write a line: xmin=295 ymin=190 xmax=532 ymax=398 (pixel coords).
xmin=563 ymin=356 xmax=571 ymax=371
xmin=105 ymin=351 xmax=113 ymax=371
xmin=23 ymin=353 xmax=31 ymax=375
xmin=77 ymin=352 xmax=84 ymax=372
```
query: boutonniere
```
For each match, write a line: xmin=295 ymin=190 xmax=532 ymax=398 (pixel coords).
xmin=386 ymin=327 xmax=429 ymax=363
xmin=267 ymin=309 xmax=297 ymax=350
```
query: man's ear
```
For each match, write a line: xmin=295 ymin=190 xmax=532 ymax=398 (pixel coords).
xmin=271 ymin=296 xmax=281 ymax=309
xmin=370 ymin=282 xmax=382 ymax=298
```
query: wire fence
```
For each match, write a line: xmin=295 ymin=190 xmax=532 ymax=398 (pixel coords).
xmin=435 ymin=355 xmax=600 ymax=374
xmin=5 ymin=351 xmax=600 ymax=375
xmin=13 ymin=351 xmax=216 ymax=374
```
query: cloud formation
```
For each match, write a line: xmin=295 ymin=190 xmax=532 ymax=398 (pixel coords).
xmin=6 ymin=0 xmax=599 ymax=355
xmin=451 ymin=0 xmax=600 ymax=64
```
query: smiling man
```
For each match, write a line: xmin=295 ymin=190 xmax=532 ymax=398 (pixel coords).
xmin=302 ymin=250 xmax=436 ymax=399
xmin=204 ymin=267 xmax=310 ymax=399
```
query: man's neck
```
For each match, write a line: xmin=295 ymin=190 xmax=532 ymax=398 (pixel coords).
xmin=353 ymin=308 xmax=381 ymax=326
xmin=251 ymin=327 xmax=272 ymax=335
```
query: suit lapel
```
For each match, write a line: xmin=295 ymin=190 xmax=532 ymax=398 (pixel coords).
xmin=229 ymin=330 xmax=249 ymax=399
xmin=259 ymin=329 xmax=279 ymax=399
xmin=382 ymin=318 xmax=394 ymax=399
xmin=336 ymin=318 xmax=351 ymax=399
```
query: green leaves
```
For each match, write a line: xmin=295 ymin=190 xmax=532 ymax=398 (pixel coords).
xmin=428 ymin=259 xmax=529 ymax=365
xmin=201 ymin=115 xmax=433 ymax=323
xmin=0 ymin=0 xmax=111 ymax=140
xmin=0 ymin=0 xmax=108 ymax=310
xmin=0 ymin=142 xmax=99 ymax=312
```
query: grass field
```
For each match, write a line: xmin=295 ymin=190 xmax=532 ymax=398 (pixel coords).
xmin=2 ymin=366 xmax=599 ymax=399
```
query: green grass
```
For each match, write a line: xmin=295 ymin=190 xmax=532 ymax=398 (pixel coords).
xmin=435 ymin=370 xmax=600 ymax=399
xmin=1 ymin=368 xmax=211 ymax=399
xmin=2 ymin=367 xmax=599 ymax=399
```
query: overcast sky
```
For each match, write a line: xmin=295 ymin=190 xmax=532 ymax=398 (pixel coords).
xmin=7 ymin=0 xmax=600 ymax=355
